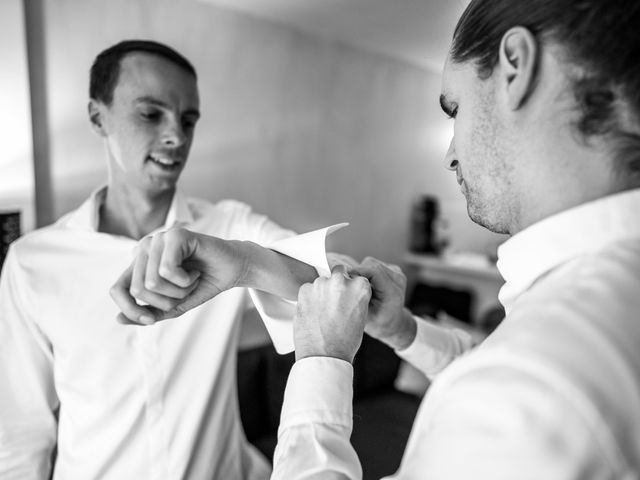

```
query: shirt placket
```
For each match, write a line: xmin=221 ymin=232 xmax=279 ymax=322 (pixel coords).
xmin=137 ymin=326 xmax=170 ymax=479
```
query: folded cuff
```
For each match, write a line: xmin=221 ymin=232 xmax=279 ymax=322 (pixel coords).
xmin=250 ymin=223 xmax=349 ymax=353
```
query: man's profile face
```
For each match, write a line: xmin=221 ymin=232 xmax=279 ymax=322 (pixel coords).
xmin=98 ymin=52 xmax=200 ymax=195
xmin=440 ymin=56 xmax=516 ymax=234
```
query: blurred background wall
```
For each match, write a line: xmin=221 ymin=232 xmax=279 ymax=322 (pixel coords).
xmin=0 ymin=0 xmax=34 ymax=233
xmin=2 ymin=0 xmax=505 ymax=265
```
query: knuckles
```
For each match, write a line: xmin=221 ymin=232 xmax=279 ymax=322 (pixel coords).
xmin=298 ymin=282 xmax=314 ymax=298
xmin=137 ymin=236 xmax=153 ymax=252
xmin=166 ymin=226 xmax=189 ymax=243
xmin=158 ymin=265 xmax=172 ymax=279
xmin=129 ymin=284 xmax=143 ymax=298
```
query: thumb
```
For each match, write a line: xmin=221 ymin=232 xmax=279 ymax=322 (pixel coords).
xmin=331 ymin=263 xmax=352 ymax=278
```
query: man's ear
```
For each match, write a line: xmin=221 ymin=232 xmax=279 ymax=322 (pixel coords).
xmin=88 ymin=100 xmax=107 ymax=137
xmin=498 ymin=27 xmax=538 ymax=110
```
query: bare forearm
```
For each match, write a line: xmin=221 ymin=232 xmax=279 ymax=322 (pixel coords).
xmin=233 ymin=240 xmax=318 ymax=300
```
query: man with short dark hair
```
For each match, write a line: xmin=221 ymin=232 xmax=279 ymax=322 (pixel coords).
xmin=109 ymin=1 xmax=640 ymax=477
xmin=0 ymin=39 xmax=332 ymax=479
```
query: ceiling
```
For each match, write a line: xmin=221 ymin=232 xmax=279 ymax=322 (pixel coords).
xmin=197 ymin=0 xmax=470 ymax=72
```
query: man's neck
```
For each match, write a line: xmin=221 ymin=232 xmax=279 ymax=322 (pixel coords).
xmin=98 ymin=185 xmax=175 ymax=240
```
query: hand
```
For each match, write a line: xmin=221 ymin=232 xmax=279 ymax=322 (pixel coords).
xmin=353 ymin=257 xmax=416 ymax=350
xmin=294 ymin=266 xmax=372 ymax=363
xmin=110 ymin=227 xmax=247 ymax=325
xmin=327 ymin=252 xmax=359 ymax=272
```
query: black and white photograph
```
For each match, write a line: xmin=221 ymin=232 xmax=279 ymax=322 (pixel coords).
xmin=1 ymin=1 xmax=639 ymax=478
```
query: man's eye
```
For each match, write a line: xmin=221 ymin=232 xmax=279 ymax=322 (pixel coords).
xmin=141 ymin=111 xmax=160 ymax=121
xmin=182 ymin=119 xmax=196 ymax=130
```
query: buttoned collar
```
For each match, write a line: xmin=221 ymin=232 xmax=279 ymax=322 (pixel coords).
xmin=65 ymin=185 xmax=194 ymax=233
xmin=497 ymin=188 xmax=640 ymax=311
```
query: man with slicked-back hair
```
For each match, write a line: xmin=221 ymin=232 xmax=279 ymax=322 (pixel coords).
xmin=268 ymin=0 xmax=640 ymax=477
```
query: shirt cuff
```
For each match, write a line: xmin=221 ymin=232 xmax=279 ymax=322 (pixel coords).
xmin=267 ymin=223 xmax=349 ymax=278
xmin=249 ymin=224 xmax=349 ymax=354
xmin=396 ymin=315 xmax=474 ymax=378
xmin=279 ymin=357 xmax=354 ymax=433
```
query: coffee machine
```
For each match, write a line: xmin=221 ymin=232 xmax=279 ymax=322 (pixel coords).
xmin=409 ymin=195 xmax=443 ymax=254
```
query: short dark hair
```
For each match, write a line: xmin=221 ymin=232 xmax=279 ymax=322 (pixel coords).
xmin=451 ymin=0 xmax=640 ymax=178
xmin=89 ymin=40 xmax=197 ymax=105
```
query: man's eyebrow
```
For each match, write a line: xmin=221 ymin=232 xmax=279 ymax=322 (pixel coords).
xmin=134 ymin=96 xmax=168 ymax=108
xmin=134 ymin=96 xmax=200 ymax=118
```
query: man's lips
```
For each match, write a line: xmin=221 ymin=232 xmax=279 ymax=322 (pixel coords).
xmin=147 ymin=154 xmax=182 ymax=168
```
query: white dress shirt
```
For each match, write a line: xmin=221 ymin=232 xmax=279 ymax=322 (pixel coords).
xmin=0 ymin=187 xmax=332 ymax=480
xmin=273 ymin=188 xmax=640 ymax=480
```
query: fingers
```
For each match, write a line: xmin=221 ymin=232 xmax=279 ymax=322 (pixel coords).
xmin=109 ymin=265 xmax=157 ymax=325
xmin=159 ymin=229 xmax=201 ymax=288
xmin=302 ymin=267 xmax=372 ymax=303
xmin=330 ymin=265 xmax=370 ymax=291
xmin=111 ymin=228 xmax=202 ymax=325
xmin=327 ymin=252 xmax=359 ymax=270
xmin=355 ymin=257 xmax=406 ymax=286
xmin=144 ymin=233 xmax=200 ymax=298
xmin=387 ymin=263 xmax=403 ymax=275
xmin=331 ymin=263 xmax=352 ymax=279
xmin=129 ymin=238 xmax=182 ymax=313
xmin=294 ymin=267 xmax=371 ymax=363
xmin=350 ymin=257 xmax=407 ymax=309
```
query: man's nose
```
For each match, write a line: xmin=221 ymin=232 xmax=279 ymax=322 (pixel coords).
xmin=443 ymin=139 xmax=458 ymax=171
xmin=161 ymin=119 xmax=187 ymax=147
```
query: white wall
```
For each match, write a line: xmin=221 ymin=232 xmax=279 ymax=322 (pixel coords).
xmin=44 ymin=0 xmax=504 ymax=264
xmin=0 ymin=0 xmax=35 ymax=233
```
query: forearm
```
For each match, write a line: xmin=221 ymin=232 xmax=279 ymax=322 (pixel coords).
xmin=234 ymin=240 xmax=318 ymax=300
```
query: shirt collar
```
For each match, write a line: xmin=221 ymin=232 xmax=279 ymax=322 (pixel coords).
xmin=496 ymin=188 xmax=640 ymax=311
xmin=65 ymin=185 xmax=194 ymax=232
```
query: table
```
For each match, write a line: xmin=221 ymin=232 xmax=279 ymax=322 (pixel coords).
xmin=403 ymin=252 xmax=505 ymax=326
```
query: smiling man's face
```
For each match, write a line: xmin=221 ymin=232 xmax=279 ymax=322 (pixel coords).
xmin=96 ymin=52 xmax=200 ymax=196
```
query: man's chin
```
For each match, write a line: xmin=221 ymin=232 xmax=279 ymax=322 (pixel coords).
xmin=144 ymin=176 xmax=181 ymax=196
xmin=467 ymin=204 xmax=509 ymax=235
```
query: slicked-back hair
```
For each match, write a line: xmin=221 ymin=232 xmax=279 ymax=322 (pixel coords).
xmin=451 ymin=0 xmax=640 ymax=178
xmin=89 ymin=40 xmax=197 ymax=106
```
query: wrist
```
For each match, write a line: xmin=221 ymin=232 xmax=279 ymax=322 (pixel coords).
xmin=228 ymin=240 xmax=256 ymax=289
xmin=294 ymin=336 xmax=358 ymax=364
xmin=381 ymin=308 xmax=417 ymax=351
xmin=295 ymin=349 xmax=355 ymax=364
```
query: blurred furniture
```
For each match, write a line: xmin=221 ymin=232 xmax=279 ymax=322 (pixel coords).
xmin=409 ymin=195 xmax=444 ymax=254
xmin=237 ymin=334 xmax=421 ymax=480
xmin=404 ymin=251 xmax=504 ymax=327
